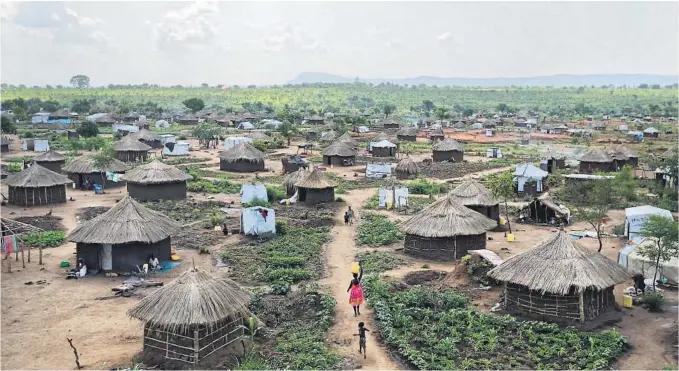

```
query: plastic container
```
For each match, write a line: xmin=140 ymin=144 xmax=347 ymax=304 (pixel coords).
xmin=623 ymin=295 xmax=633 ymax=308
xmin=351 ymin=262 xmax=360 ymax=274
xmin=499 ymin=216 xmax=506 ymax=226
xmin=507 ymin=233 xmax=515 ymax=242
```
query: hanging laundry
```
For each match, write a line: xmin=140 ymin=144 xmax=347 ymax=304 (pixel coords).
xmin=259 ymin=208 xmax=268 ymax=222
xmin=2 ymin=235 xmax=17 ymax=254
xmin=106 ymin=172 xmax=120 ymax=182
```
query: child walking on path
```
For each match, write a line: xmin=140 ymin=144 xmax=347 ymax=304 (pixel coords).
xmin=354 ymin=322 xmax=370 ymax=359
xmin=348 ymin=263 xmax=364 ymax=316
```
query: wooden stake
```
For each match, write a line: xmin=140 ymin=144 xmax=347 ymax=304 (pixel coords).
xmin=27 ymin=247 xmax=30 ymax=263
xmin=21 ymin=248 xmax=25 ymax=269
xmin=578 ymin=291 xmax=585 ymax=323
xmin=39 ymin=246 xmax=43 ymax=265
xmin=5 ymin=253 xmax=11 ymax=273
xmin=66 ymin=338 xmax=83 ymax=369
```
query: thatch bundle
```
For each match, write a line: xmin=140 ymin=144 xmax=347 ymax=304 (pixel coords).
xmin=487 ymin=230 xmax=630 ymax=295
xmin=249 ymin=131 xmax=272 ymax=142
xmin=660 ymin=146 xmax=677 ymax=159
xmin=579 ymin=148 xmax=612 ymax=163
xmin=4 ymin=164 xmax=72 ymax=188
xmin=62 ymin=154 xmax=130 ymax=174
xmin=219 ymin=142 xmax=265 ymax=163
xmin=68 ymin=195 xmax=180 ymax=244
xmin=322 ymin=142 xmax=356 ymax=157
xmin=432 ymin=138 xmax=464 ymax=152
xmin=612 ymin=145 xmax=637 ymax=160
xmin=122 ymin=159 xmax=192 ymax=184
xmin=337 ymin=132 xmax=359 ymax=147
xmin=395 ymin=158 xmax=420 ymax=175
xmin=129 ymin=129 xmax=162 ymax=142
xmin=114 ymin=135 xmax=152 ymax=152
xmin=33 ymin=150 xmax=66 ymax=163
xmin=127 ymin=268 xmax=253 ymax=332
xmin=449 ymin=180 xmax=498 ymax=207
xmin=295 ymin=168 xmax=338 ymax=189
xmin=283 ymin=169 xmax=310 ymax=189
xmin=400 ymin=193 xmax=497 ymax=238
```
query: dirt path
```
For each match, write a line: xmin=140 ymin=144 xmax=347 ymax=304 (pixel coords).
xmin=320 ymin=188 xmax=398 ymax=370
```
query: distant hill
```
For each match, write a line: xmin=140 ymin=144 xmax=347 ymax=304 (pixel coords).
xmin=287 ymin=72 xmax=678 ymax=87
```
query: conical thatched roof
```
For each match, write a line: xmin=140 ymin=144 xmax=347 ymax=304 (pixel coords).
xmin=249 ymin=131 xmax=272 ymax=142
xmin=4 ymin=164 xmax=73 ymax=188
xmin=127 ymin=268 xmax=254 ymax=331
xmin=129 ymin=129 xmax=162 ymax=142
xmin=63 ymin=153 xmax=130 ymax=174
xmin=487 ymin=230 xmax=630 ymax=295
xmin=450 ymin=180 xmax=498 ymax=207
xmin=397 ymin=127 xmax=418 ymax=136
xmin=400 ymin=193 xmax=497 ymax=237
xmin=395 ymin=158 xmax=420 ymax=175
xmin=319 ymin=130 xmax=336 ymax=142
xmin=114 ymin=136 xmax=152 ymax=152
xmin=610 ymin=145 xmax=637 ymax=161
xmin=295 ymin=168 xmax=338 ymax=189
xmin=49 ymin=108 xmax=71 ymax=118
xmin=95 ymin=115 xmax=116 ymax=124
xmin=430 ymin=128 xmax=444 ymax=137
xmin=660 ymin=146 xmax=677 ymax=159
xmin=323 ymin=142 xmax=356 ymax=157
xmin=122 ymin=160 xmax=193 ymax=184
xmin=580 ymin=147 xmax=613 ymax=163
xmin=33 ymin=150 xmax=66 ymax=163
xmin=219 ymin=142 xmax=265 ymax=163
xmin=283 ymin=169 xmax=310 ymax=188
xmin=433 ymin=138 xmax=464 ymax=152
xmin=372 ymin=132 xmax=399 ymax=144
xmin=337 ymin=132 xmax=359 ymax=147
xmin=68 ymin=195 xmax=180 ymax=244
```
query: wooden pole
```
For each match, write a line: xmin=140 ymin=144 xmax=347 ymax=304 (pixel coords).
xmin=27 ymin=246 xmax=31 ymax=263
xmin=193 ymin=329 xmax=200 ymax=365
xmin=502 ymin=282 xmax=508 ymax=309
xmin=578 ymin=291 xmax=585 ymax=323
xmin=6 ymin=253 xmax=11 ymax=273
xmin=39 ymin=246 xmax=43 ymax=265
xmin=21 ymin=248 xmax=25 ymax=268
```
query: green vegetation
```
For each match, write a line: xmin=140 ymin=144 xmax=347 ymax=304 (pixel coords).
xmin=362 ymin=275 xmax=629 ymax=370
xmin=356 ymin=251 xmax=409 ymax=273
xmin=363 ymin=192 xmax=434 ymax=213
xmin=638 ymin=215 xmax=679 ymax=291
xmin=19 ymin=231 xmax=66 ymax=248
xmin=487 ymin=171 xmax=515 ymax=233
xmin=265 ymin=185 xmax=286 ymax=202
xmin=186 ymin=169 xmax=242 ymax=194
xmin=407 ymin=176 xmax=447 ymax=195
xmin=357 ymin=213 xmax=403 ymax=246
xmin=242 ymin=197 xmax=271 ymax=208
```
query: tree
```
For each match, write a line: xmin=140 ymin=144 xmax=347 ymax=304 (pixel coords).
xmin=90 ymin=147 xmax=116 ymax=191
xmin=191 ymin=123 xmax=222 ymax=148
xmin=496 ymin=103 xmax=509 ymax=113
xmin=76 ymin=121 xmax=100 ymax=138
xmin=381 ymin=103 xmax=396 ymax=117
xmin=613 ymin=165 xmax=638 ymax=202
xmin=638 ymin=215 xmax=679 ymax=290
xmin=1 ymin=115 xmax=17 ymax=134
xmin=70 ymin=75 xmax=90 ymax=89
xmin=434 ymin=107 xmax=449 ymax=125
xmin=183 ymin=98 xmax=205 ymax=113
xmin=71 ymin=99 xmax=92 ymax=115
xmin=422 ymin=100 xmax=435 ymax=113
xmin=277 ymin=120 xmax=298 ymax=146
xmin=564 ymin=177 xmax=616 ymax=252
xmin=486 ymin=171 xmax=514 ymax=234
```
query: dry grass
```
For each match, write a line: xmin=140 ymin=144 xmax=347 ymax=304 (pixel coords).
xmin=4 ymin=164 xmax=73 ymax=188
xmin=321 ymin=142 xmax=356 ymax=157
xmin=32 ymin=150 xmax=66 ymax=162
xmin=219 ymin=142 xmax=265 ymax=163
xmin=114 ymin=135 xmax=152 ymax=151
xmin=449 ymin=179 xmax=498 ymax=207
xmin=394 ymin=157 xmax=420 ymax=175
xmin=432 ymin=138 xmax=464 ymax=152
xmin=295 ymin=168 xmax=338 ymax=189
xmin=62 ymin=153 xmax=130 ymax=174
xmin=122 ymin=159 xmax=193 ymax=184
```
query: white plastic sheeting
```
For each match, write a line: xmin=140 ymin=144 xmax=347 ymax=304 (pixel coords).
xmin=355 ymin=126 xmax=369 ymax=133
xmin=618 ymin=238 xmax=678 ymax=284
xmin=238 ymin=121 xmax=254 ymax=130
xmin=241 ymin=183 xmax=268 ymax=204
xmin=280 ymin=190 xmax=298 ymax=204
xmin=241 ymin=207 xmax=276 ymax=236
xmin=23 ymin=139 xmax=50 ymax=152
xmin=155 ymin=120 xmax=170 ymax=128
xmin=112 ymin=124 xmax=140 ymax=133
xmin=87 ymin=113 xmax=108 ymax=123
xmin=159 ymin=134 xmax=175 ymax=144
xmin=513 ymin=163 xmax=548 ymax=192
xmin=487 ymin=147 xmax=503 ymax=158
xmin=378 ymin=186 xmax=409 ymax=209
xmin=224 ymin=137 xmax=253 ymax=150
xmin=162 ymin=141 xmax=189 ymax=156
xmin=624 ymin=205 xmax=673 ymax=239
xmin=366 ymin=162 xmax=392 ymax=179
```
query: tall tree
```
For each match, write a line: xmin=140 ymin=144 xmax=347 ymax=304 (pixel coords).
xmin=277 ymin=120 xmax=298 ymax=146
xmin=422 ymin=100 xmax=435 ymax=113
xmin=70 ymin=75 xmax=90 ymax=89
xmin=0 ymin=115 xmax=17 ymax=134
xmin=90 ymin=147 xmax=116 ymax=191
xmin=638 ymin=215 xmax=679 ymax=290
xmin=191 ymin=123 xmax=222 ymax=148
xmin=613 ymin=165 xmax=638 ymax=202
xmin=486 ymin=171 xmax=514 ymax=234
xmin=76 ymin=121 xmax=100 ymax=138
xmin=183 ymin=98 xmax=205 ymax=113
xmin=434 ymin=107 xmax=449 ymax=125
xmin=564 ymin=177 xmax=616 ymax=252
xmin=381 ymin=103 xmax=396 ymax=118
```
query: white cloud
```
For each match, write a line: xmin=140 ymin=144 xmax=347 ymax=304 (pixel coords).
xmin=50 ymin=13 xmax=60 ymax=21
xmin=436 ymin=32 xmax=451 ymax=41
xmin=65 ymin=7 xmax=102 ymax=28
xmin=257 ymin=24 xmax=328 ymax=52
xmin=0 ymin=2 xmax=17 ymax=21
xmin=385 ymin=38 xmax=403 ymax=48
xmin=149 ymin=1 xmax=221 ymax=50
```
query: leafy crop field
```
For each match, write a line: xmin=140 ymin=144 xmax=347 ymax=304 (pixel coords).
xmin=356 ymin=213 xmax=403 ymax=246
xmin=362 ymin=275 xmax=629 ymax=370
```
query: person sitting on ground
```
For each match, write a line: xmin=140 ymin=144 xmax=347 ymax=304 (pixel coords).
xmin=149 ymin=254 xmax=162 ymax=271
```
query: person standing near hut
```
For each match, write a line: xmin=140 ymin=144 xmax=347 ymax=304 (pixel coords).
xmin=347 ymin=206 xmax=354 ymax=225
xmin=347 ymin=263 xmax=364 ymax=316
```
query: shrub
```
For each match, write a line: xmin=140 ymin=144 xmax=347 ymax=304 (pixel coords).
xmin=407 ymin=176 xmax=446 ymax=195
xmin=76 ymin=121 xmax=99 ymax=138
xmin=252 ymin=139 xmax=268 ymax=152
xmin=613 ymin=223 xmax=625 ymax=236
xmin=275 ymin=219 xmax=288 ymax=235
xmin=265 ymin=185 xmax=286 ymax=202
xmin=357 ymin=213 xmax=403 ymax=246
xmin=335 ymin=197 xmax=345 ymax=202
xmin=270 ymin=280 xmax=292 ymax=295
xmin=187 ymin=178 xmax=241 ymax=194
xmin=356 ymin=251 xmax=409 ymax=273
xmin=177 ymin=135 xmax=187 ymax=140
xmin=243 ymin=197 xmax=271 ymax=208
xmin=20 ymin=131 xmax=35 ymax=138
xmin=642 ymin=292 xmax=665 ymax=312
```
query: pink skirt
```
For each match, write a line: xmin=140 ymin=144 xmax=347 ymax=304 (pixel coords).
xmin=349 ymin=284 xmax=364 ymax=306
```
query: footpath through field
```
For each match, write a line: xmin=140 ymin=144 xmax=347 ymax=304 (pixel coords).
xmin=320 ymin=188 xmax=398 ymax=370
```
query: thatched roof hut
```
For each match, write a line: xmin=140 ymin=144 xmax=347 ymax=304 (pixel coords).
xmin=95 ymin=114 xmax=117 ymax=125
xmin=432 ymin=138 xmax=464 ymax=162
xmin=49 ymin=109 xmax=71 ymax=119
xmin=177 ymin=113 xmax=199 ymax=125
xmin=282 ymin=169 xmax=309 ymax=196
xmin=62 ymin=153 xmax=130 ymax=189
xmin=337 ymin=132 xmax=359 ymax=148
xmin=69 ymin=195 xmax=180 ymax=271
xmin=248 ymin=131 xmax=272 ymax=142
xmin=322 ymin=142 xmax=357 ymax=166
xmin=114 ymin=136 xmax=152 ymax=162
xmin=401 ymin=193 xmax=497 ymax=261
xmin=219 ymin=142 xmax=265 ymax=172
xmin=32 ymin=150 xmax=67 ymax=173
xmin=610 ymin=145 xmax=638 ymax=168
xmin=429 ymin=127 xmax=445 ymax=141
xmin=487 ymin=230 xmax=630 ymax=324
xmin=579 ymin=148 xmax=614 ymax=174
xmin=4 ymin=164 xmax=72 ymax=206
xmin=449 ymin=180 xmax=500 ymax=220
xmin=295 ymin=168 xmax=338 ymax=204
xmin=396 ymin=127 xmax=418 ymax=142
xmin=394 ymin=158 xmax=420 ymax=179
xmin=129 ymin=129 xmax=163 ymax=149
xmin=122 ymin=160 xmax=193 ymax=201
xmin=319 ymin=130 xmax=337 ymax=143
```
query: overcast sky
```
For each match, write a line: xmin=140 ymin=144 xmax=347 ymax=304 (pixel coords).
xmin=1 ymin=1 xmax=677 ymax=86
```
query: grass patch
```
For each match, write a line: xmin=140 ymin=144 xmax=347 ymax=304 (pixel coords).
xmin=408 ymin=196 xmax=436 ymax=212
xmin=222 ymin=226 xmax=330 ymax=285
xmin=18 ymin=231 xmax=65 ymax=249
xmin=363 ymin=192 xmax=379 ymax=210
xmin=407 ymin=176 xmax=448 ymax=195
xmin=145 ymin=199 xmax=223 ymax=224
xmin=362 ymin=275 xmax=629 ymax=370
xmin=357 ymin=212 xmax=403 ymax=246
xmin=356 ymin=251 xmax=409 ymax=273
xmin=399 ymin=141 xmax=432 ymax=154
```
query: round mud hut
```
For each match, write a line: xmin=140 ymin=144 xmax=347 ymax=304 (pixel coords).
xmin=371 ymin=139 xmax=397 ymax=157
xmin=322 ymin=142 xmax=356 ymax=166
xmin=32 ymin=150 xmax=67 ymax=173
xmin=319 ymin=130 xmax=337 ymax=143
xmin=579 ymin=148 xmax=614 ymax=174
xmin=4 ymin=164 xmax=73 ymax=206
xmin=295 ymin=168 xmax=338 ymax=204
xmin=394 ymin=158 xmax=420 ymax=180
xmin=68 ymin=195 xmax=180 ymax=272
xmin=487 ymin=229 xmax=630 ymax=325
xmin=429 ymin=128 xmax=445 ymax=142
xmin=114 ymin=136 xmax=152 ymax=162
xmin=122 ymin=160 xmax=193 ymax=202
xmin=281 ymin=154 xmax=309 ymax=174
xmin=248 ymin=131 xmax=272 ymax=143
xmin=449 ymin=180 xmax=500 ymax=221
xmin=282 ymin=169 xmax=309 ymax=196
xmin=127 ymin=268 xmax=255 ymax=366
xmin=129 ymin=129 xmax=164 ymax=149
xmin=337 ymin=132 xmax=359 ymax=149
xmin=432 ymin=138 xmax=464 ymax=163
xmin=611 ymin=145 xmax=638 ymax=169
xmin=96 ymin=114 xmax=117 ymax=126
xmin=62 ymin=153 xmax=130 ymax=189
xmin=219 ymin=142 xmax=266 ymax=172
xmin=400 ymin=193 xmax=497 ymax=261
xmin=396 ymin=127 xmax=418 ymax=142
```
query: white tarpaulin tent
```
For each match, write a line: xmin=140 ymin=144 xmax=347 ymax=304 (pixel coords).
xmin=112 ymin=123 xmax=140 ymax=133
xmin=618 ymin=237 xmax=678 ymax=284
xmin=241 ymin=207 xmax=276 ymax=236
xmin=624 ymin=205 xmax=673 ymax=240
xmin=241 ymin=183 xmax=268 ymax=204
xmin=237 ymin=121 xmax=254 ymax=130
xmin=159 ymin=134 xmax=175 ymax=144
xmin=513 ymin=163 xmax=548 ymax=192
xmin=162 ymin=141 xmax=189 ymax=156
xmin=155 ymin=120 xmax=170 ymax=128
xmin=356 ymin=126 xmax=369 ymax=133
xmin=366 ymin=162 xmax=392 ymax=179
xmin=224 ymin=137 xmax=253 ymax=150
xmin=378 ymin=186 xmax=409 ymax=209
xmin=23 ymin=139 xmax=49 ymax=152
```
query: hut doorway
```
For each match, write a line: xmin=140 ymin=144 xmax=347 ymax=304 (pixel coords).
xmin=298 ymin=188 xmax=308 ymax=202
xmin=100 ymin=244 xmax=113 ymax=271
